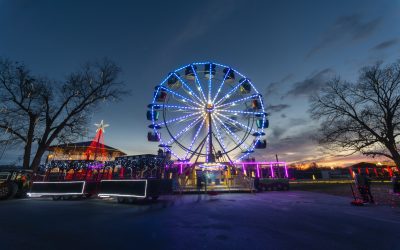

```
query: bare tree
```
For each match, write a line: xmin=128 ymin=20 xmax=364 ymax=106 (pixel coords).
xmin=310 ymin=61 xmax=400 ymax=171
xmin=0 ymin=58 xmax=125 ymax=171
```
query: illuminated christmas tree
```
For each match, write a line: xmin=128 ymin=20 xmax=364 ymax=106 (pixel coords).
xmin=85 ymin=120 xmax=109 ymax=161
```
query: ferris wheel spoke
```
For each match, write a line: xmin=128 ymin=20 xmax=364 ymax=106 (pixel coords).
xmin=211 ymin=114 xmax=230 ymax=156
xmin=205 ymin=133 xmax=210 ymax=162
xmin=214 ymin=78 xmax=247 ymax=106
xmin=215 ymin=113 xmax=257 ymax=133
xmin=191 ymin=65 xmax=208 ymax=102
xmin=216 ymin=93 xmax=260 ymax=109
xmin=208 ymin=63 xmax=212 ymax=102
xmin=165 ymin=115 xmax=204 ymax=145
xmin=212 ymin=68 xmax=231 ymax=104
xmin=157 ymin=111 xmax=201 ymax=127
xmin=184 ymin=116 xmax=207 ymax=159
xmin=161 ymin=104 xmax=202 ymax=111
xmin=213 ymin=114 xmax=250 ymax=152
xmin=216 ymin=109 xmax=265 ymax=116
xmin=173 ymin=73 xmax=205 ymax=105
xmin=159 ymin=86 xmax=202 ymax=107
xmin=164 ymin=147 xmax=182 ymax=161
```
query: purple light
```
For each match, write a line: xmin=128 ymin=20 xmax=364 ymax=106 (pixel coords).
xmin=172 ymin=162 xmax=192 ymax=165
xmin=284 ymin=162 xmax=288 ymax=178
xmin=237 ymin=161 xmax=287 ymax=165
xmin=234 ymin=161 xmax=288 ymax=178
xmin=270 ymin=162 xmax=275 ymax=178
xmin=88 ymin=163 xmax=104 ymax=169
xmin=256 ymin=164 xmax=260 ymax=178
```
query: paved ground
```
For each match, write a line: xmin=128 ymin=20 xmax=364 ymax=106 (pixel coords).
xmin=0 ymin=191 xmax=399 ymax=250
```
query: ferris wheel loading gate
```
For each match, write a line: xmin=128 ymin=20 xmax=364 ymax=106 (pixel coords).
xmin=171 ymin=161 xmax=288 ymax=193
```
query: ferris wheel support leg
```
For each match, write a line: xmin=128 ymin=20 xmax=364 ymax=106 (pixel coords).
xmin=212 ymin=132 xmax=233 ymax=164
xmin=188 ymin=135 xmax=208 ymax=163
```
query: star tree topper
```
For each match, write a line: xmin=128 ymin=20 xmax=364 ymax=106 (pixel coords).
xmin=95 ymin=120 xmax=109 ymax=133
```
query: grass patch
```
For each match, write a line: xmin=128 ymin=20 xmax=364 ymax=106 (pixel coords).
xmin=290 ymin=182 xmax=400 ymax=207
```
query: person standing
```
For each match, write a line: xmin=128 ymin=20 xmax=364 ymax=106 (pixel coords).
xmin=391 ymin=175 xmax=399 ymax=193
xmin=364 ymin=173 xmax=374 ymax=203
xmin=355 ymin=172 xmax=367 ymax=202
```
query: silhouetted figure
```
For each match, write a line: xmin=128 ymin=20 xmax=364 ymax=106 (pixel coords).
xmin=392 ymin=175 xmax=399 ymax=193
xmin=364 ymin=173 xmax=374 ymax=203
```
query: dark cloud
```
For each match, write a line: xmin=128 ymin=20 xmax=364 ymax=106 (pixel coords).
xmin=268 ymin=104 xmax=290 ymax=113
xmin=285 ymin=68 xmax=334 ymax=97
xmin=281 ymin=73 xmax=294 ymax=82
xmin=265 ymin=73 xmax=294 ymax=98
xmin=289 ymin=118 xmax=309 ymax=126
xmin=280 ymin=113 xmax=287 ymax=118
xmin=169 ymin=0 xmax=239 ymax=47
xmin=261 ymin=126 xmax=321 ymax=161
xmin=271 ymin=126 xmax=286 ymax=139
xmin=371 ymin=38 xmax=399 ymax=51
xmin=307 ymin=14 xmax=382 ymax=58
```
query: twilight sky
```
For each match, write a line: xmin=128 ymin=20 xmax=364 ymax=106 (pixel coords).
xmin=1 ymin=0 xmax=400 ymax=166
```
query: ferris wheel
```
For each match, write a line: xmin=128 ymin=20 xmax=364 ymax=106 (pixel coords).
xmin=147 ymin=62 xmax=268 ymax=163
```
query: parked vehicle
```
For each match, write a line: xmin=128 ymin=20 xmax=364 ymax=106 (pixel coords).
xmin=0 ymin=169 xmax=32 ymax=200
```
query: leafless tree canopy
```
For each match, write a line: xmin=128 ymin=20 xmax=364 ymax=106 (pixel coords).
xmin=310 ymin=61 xmax=400 ymax=170
xmin=0 ymin=58 xmax=125 ymax=171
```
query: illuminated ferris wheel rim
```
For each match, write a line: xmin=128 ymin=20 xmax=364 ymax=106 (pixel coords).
xmin=148 ymin=61 xmax=268 ymax=163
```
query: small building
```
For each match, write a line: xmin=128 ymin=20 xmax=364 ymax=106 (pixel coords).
xmin=47 ymin=141 xmax=126 ymax=162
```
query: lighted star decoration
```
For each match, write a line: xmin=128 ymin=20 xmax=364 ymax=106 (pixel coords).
xmin=94 ymin=120 xmax=109 ymax=133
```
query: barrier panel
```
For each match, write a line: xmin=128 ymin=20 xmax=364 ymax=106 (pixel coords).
xmin=28 ymin=181 xmax=86 ymax=197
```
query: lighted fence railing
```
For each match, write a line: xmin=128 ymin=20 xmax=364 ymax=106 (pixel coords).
xmin=170 ymin=161 xmax=288 ymax=178
xmin=234 ymin=162 xmax=288 ymax=178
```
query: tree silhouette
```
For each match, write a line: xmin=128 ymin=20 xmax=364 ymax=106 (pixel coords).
xmin=310 ymin=61 xmax=400 ymax=171
xmin=0 ymin=58 xmax=125 ymax=171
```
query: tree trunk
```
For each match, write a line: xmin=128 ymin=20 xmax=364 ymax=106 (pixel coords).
xmin=389 ymin=148 xmax=400 ymax=172
xmin=30 ymin=145 xmax=47 ymax=173
xmin=22 ymin=117 xmax=35 ymax=169
xmin=385 ymin=139 xmax=400 ymax=171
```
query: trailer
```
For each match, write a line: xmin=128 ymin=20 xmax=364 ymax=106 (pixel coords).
xmin=98 ymin=178 xmax=173 ymax=203
xmin=28 ymin=180 xmax=98 ymax=200
xmin=256 ymin=178 xmax=289 ymax=191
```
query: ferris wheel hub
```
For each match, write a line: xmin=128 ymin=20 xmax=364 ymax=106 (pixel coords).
xmin=206 ymin=103 xmax=214 ymax=112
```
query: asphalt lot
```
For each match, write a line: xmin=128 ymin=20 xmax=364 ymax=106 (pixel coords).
xmin=0 ymin=191 xmax=399 ymax=250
